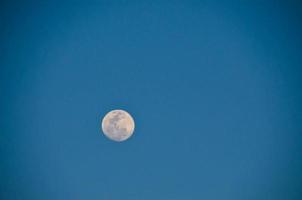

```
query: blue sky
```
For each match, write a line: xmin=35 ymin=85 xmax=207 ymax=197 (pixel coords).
xmin=1 ymin=1 xmax=302 ymax=199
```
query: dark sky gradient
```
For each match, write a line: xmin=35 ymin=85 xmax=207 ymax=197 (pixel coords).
xmin=1 ymin=1 xmax=302 ymax=199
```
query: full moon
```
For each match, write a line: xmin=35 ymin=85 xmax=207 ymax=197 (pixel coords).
xmin=101 ymin=109 xmax=135 ymax=142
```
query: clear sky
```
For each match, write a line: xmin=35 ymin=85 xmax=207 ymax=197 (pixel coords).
xmin=1 ymin=1 xmax=302 ymax=199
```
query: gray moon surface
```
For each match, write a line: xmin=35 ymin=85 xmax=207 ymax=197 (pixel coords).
xmin=101 ymin=110 xmax=135 ymax=142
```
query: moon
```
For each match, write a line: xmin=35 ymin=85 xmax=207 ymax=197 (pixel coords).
xmin=101 ymin=109 xmax=135 ymax=142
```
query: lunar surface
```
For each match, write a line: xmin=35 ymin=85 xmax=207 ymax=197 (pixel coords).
xmin=101 ymin=110 xmax=135 ymax=142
